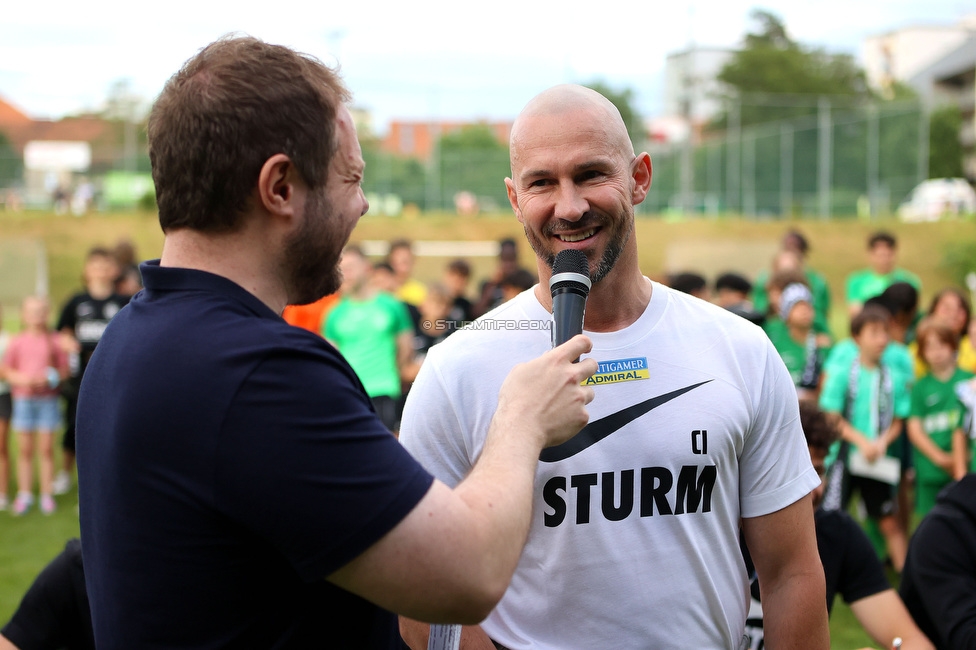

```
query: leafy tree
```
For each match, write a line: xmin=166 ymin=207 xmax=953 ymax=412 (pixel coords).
xmin=360 ymin=138 xmax=428 ymax=210
xmin=712 ymin=9 xmax=873 ymax=129
xmin=928 ymin=104 xmax=964 ymax=178
xmin=584 ymin=81 xmax=648 ymax=149
xmin=703 ymin=10 xmax=941 ymax=214
xmin=438 ymin=124 xmax=506 ymax=152
xmin=436 ymin=124 xmax=511 ymax=210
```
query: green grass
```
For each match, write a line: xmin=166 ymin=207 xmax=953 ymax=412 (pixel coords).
xmin=2 ymin=209 xmax=975 ymax=343
xmin=1 ymin=209 xmax=968 ymax=644
xmin=831 ymin=600 xmax=874 ymax=648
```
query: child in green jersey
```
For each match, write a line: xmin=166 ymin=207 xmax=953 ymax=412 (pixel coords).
xmin=908 ymin=319 xmax=973 ymax=517
xmin=820 ymin=304 xmax=911 ymax=571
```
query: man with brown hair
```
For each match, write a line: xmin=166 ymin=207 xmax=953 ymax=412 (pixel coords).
xmin=76 ymin=36 xmax=597 ymax=649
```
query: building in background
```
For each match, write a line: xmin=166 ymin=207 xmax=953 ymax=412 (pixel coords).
xmin=381 ymin=120 xmax=511 ymax=162
xmin=0 ymin=94 xmax=155 ymax=209
xmin=864 ymin=15 xmax=976 ymax=180
xmin=909 ymin=36 xmax=976 ymax=180
xmin=662 ymin=47 xmax=735 ymax=128
xmin=863 ymin=16 xmax=976 ymax=97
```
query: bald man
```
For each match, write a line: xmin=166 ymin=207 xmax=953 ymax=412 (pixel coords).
xmin=399 ymin=85 xmax=828 ymax=650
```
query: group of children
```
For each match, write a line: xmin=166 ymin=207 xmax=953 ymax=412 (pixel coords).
xmin=283 ymin=238 xmax=535 ymax=435
xmin=0 ymin=245 xmax=136 ymax=515
xmin=708 ymin=229 xmax=976 ymax=576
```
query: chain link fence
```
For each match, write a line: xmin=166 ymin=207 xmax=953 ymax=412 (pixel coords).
xmin=645 ymin=100 xmax=927 ymax=218
xmin=0 ymin=100 xmax=930 ymax=217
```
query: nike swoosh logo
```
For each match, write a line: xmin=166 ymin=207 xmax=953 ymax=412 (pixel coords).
xmin=540 ymin=380 xmax=713 ymax=463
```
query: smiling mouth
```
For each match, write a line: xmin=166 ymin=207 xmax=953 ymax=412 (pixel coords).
xmin=557 ymin=228 xmax=597 ymax=243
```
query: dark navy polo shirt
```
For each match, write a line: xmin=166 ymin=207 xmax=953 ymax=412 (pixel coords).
xmin=77 ymin=261 xmax=433 ymax=649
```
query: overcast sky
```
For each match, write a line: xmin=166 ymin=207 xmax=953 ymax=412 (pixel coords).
xmin=1 ymin=0 xmax=972 ymax=134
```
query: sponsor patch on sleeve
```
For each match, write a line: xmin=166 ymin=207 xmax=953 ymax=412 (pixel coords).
xmin=583 ymin=357 xmax=649 ymax=385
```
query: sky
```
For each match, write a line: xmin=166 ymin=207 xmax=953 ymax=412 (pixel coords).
xmin=1 ymin=0 xmax=972 ymax=135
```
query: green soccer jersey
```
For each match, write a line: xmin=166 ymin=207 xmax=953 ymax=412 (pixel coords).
xmin=910 ymin=367 xmax=975 ymax=485
xmin=752 ymin=268 xmax=831 ymax=335
xmin=824 ymin=339 xmax=915 ymax=394
xmin=845 ymin=268 xmax=921 ymax=306
xmin=325 ymin=292 xmax=413 ymax=399
xmin=765 ymin=326 xmax=828 ymax=391
xmin=820 ymin=352 xmax=912 ymax=466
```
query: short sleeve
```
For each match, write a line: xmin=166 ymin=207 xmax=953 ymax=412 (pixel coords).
xmin=835 ymin=513 xmax=891 ymax=605
xmin=215 ymin=347 xmax=433 ymax=582
xmin=399 ymin=351 xmax=473 ymax=488
xmin=739 ymin=336 xmax=820 ymax=518
xmin=819 ymin=364 xmax=848 ymax=415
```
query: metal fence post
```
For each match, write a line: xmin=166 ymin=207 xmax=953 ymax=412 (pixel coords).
xmin=818 ymin=97 xmax=832 ymax=219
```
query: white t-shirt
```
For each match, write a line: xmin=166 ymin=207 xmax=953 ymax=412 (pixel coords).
xmin=400 ymin=282 xmax=819 ymax=650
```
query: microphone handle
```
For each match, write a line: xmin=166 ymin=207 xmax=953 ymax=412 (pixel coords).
xmin=551 ymin=289 xmax=587 ymax=348
xmin=428 ymin=624 xmax=461 ymax=650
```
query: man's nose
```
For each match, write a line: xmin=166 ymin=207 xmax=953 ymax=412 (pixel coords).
xmin=553 ymin=182 xmax=588 ymax=222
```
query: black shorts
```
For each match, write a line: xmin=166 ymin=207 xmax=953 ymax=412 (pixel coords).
xmin=0 ymin=392 xmax=11 ymax=420
xmin=842 ymin=473 xmax=898 ymax=519
xmin=823 ymin=441 xmax=899 ymax=519
xmin=893 ymin=422 xmax=913 ymax=472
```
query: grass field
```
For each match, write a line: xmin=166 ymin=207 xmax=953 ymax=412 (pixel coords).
xmin=2 ymin=209 xmax=974 ymax=338
xmin=1 ymin=209 xmax=972 ymax=646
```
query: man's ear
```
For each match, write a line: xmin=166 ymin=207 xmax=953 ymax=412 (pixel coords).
xmin=631 ymin=152 xmax=652 ymax=205
xmin=505 ymin=177 xmax=523 ymax=224
xmin=256 ymin=154 xmax=300 ymax=218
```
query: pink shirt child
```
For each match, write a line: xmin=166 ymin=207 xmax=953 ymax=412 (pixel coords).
xmin=3 ymin=331 xmax=68 ymax=399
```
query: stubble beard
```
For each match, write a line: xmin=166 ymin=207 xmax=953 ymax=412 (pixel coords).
xmin=524 ymin=210 xmax=634 ymax=285
xmin=283 ymin=187 xmax=345 ymax=305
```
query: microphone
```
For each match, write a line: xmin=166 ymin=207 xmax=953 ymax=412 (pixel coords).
xmin=549 ymin=249 xmax=591 ymax=349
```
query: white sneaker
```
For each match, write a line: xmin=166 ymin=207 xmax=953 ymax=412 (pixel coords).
xmin=52 ymin=471 xmax=72 ymax=495
xmin=12 ymin=493 xmax=33 ymax=516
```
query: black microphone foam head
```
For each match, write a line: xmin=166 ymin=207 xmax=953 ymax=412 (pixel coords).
xmin=552 ymin=249 xmax=590 ymax=278
xmin=549 ymin=249 xmax=591 ymax=296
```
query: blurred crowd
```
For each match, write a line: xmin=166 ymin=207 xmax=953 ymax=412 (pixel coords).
xmin=0 ymin=239 xmax=140 ymax=516
xmin=2 ymin=227 xmax=975 ymax=648
xmin=667 ymin=228 xmax=976 ymax=570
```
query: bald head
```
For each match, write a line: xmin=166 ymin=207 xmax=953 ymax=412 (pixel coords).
xmin=510 ymin=85 xmax=634 ymax=168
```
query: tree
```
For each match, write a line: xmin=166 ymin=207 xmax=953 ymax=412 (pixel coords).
xmin=928 ymin=105 xmax=964 ymax=179
xmin=712 ymin=9 xmax=873 ymax=129
xmin=584 ymin=81 xmax=647 ymax=149
xmin=437 ymin=124 xmax=511 ymax=210
xmin=359 ymin=138 xmax=428 ymax=210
